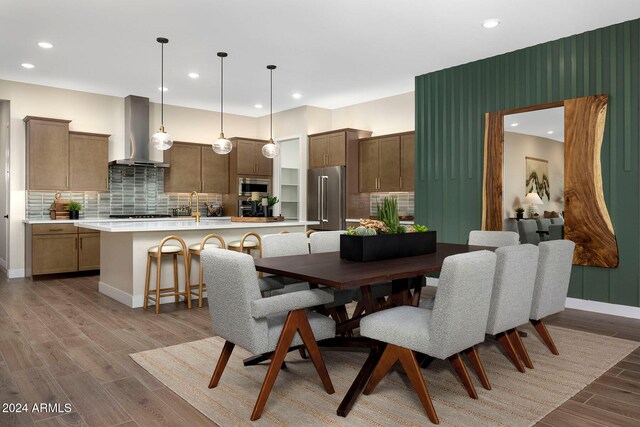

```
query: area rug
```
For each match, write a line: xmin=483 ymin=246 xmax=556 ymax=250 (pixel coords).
xmin=131 ymin=324 xmax=638 ymax=426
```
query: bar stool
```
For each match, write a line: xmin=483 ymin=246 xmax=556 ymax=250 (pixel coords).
xmin=228 ymin=232 xmax=262 ymax=257
xmin=144 ymin=236 xmax=191 ymax=314
xmin=187 ymin=234 xmax=226 ymax=308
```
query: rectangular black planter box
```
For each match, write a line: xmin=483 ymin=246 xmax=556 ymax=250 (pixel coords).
xmin=340 ymin=230 xmax=437 ymax=262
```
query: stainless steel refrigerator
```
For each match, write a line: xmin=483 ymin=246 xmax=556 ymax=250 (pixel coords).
xmin=307 ymin=165 xmax=346 ymax=231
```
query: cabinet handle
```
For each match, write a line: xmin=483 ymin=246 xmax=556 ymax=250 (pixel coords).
xmin=79 ymin=237 xmax=83 ymax=249
xmin=66 ymin=176 xmax=69 ymax=188
xmin=48 ymin=228 xmax=63 ymax=232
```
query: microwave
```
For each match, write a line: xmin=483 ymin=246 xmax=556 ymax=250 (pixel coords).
xmin=238 ymin=177 xmax=270 ymax=197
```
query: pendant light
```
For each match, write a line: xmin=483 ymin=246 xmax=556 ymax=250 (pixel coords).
xmin=262 ymin=64 xmax=280 ymax=158
xmin=151 ymin=37 xmax=173 ymax=150
xmin=212 ymin=52 xmax=232 ymax=154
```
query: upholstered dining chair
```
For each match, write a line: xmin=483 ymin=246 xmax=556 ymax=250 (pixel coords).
xmin=485 ymin=244 xmax=539 ymax=372
xmin=202 ymin=249 xmax=336 ymax=421
xmin=550 ymin=217 xmax=564 ymax=225
xmin=425 ymin=230 xmax=518 ymax=291
xmin=529 ymin=240 xmax=576 ymax=355
xmin=359 ymin=251 xmax=497 ymax=424
xmin=468 ymin=230 xmax=520 ymax=247
xmin=262 ymin=232 xmax=311 ymax=294
xmin=517 ymin=220 xmax=541 ymax=245
xmin=548 ymin=224 xmax=564 ymax=240
xmin=536 ymin=218 xmax=552 ymax=242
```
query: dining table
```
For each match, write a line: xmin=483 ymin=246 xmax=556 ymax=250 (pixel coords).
xmin=253 ymin=242 xmax=495 ymax=417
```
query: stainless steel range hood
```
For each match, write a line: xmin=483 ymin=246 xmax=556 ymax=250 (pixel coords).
xmin=109 ymin=95 xmax=169 ymax=167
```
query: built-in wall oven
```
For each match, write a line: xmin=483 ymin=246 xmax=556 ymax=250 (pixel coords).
xmin=238 ymin=177 xmax=270 ymax=197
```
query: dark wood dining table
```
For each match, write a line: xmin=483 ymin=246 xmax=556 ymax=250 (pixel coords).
xmin=253 ymin=242 xmax=494 ymax=417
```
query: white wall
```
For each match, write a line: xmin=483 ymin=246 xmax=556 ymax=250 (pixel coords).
xmin=0 ymin=79 xmax=258 ymax=276
xmin=330 ymin=91 xmax=414 ymax=135
xmin=503 ymin=131 xmax=564 ymax=220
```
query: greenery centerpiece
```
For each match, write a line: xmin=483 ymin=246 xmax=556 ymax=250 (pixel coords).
xmin=341 ymin=196 xmax=436 ymax=262
xmin=515 ymin=207 xmax=525 ymax=219
xmin=65 ymin=200 xmax=82 ymax=220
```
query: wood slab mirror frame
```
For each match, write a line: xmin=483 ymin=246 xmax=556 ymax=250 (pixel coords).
xmin=482 ymin=94 xmax=619 ymax=268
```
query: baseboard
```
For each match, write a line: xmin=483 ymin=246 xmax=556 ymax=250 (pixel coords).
xmin=566 ymin=297 xmax=640 ymax=320
xmin=8 ymin=268 xmax=25 ymax=279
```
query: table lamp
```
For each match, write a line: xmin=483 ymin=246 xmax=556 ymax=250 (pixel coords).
xmin=523 ymin=191 xmax=544 ymax=217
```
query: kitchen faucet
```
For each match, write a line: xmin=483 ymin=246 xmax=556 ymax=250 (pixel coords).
xmin=189 ymin=191 xmax=201 ymax=223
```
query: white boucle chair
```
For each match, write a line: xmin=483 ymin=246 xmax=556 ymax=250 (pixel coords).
xmin=485 ymin=244 xmax=539 ymax=373
xmin=202 ymin=249 xmax=336 ymax=421
xmin=529 ymin=240 xmax=576 ymax=355
xmin=358 ymin=250 xmax=497 ymax=424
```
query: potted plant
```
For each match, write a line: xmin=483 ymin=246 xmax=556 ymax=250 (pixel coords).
xmin=66 ymin=200 xmax=82 ymax=220
xmin=515 ymin=207 xmax=525 ymax=220
xmin=340 ymin=197 xmax=436 ymax=262
xmin=264 ymin=195 xmax=279 ymax=217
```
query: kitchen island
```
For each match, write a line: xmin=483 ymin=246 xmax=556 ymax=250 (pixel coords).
xmin=77 ymin=219 xmax=317 ymax=308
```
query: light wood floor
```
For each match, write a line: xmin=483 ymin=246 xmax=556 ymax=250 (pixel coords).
xmin=0 ymin=273 xmax=638 ymax=427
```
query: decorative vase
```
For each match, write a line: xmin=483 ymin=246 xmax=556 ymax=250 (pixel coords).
xmin=516 ymin=212 xmax=524 ymax=219
xmin=69 ymin=210 xmax=79 ymax=220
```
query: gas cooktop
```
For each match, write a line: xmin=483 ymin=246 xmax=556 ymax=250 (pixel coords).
xmin=109 ymin=214 xmax=171 ymax=219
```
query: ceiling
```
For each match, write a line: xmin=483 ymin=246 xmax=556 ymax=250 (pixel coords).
xmin=505 ymin=107 xmax=565 ymax=142
xmin=1 ymin=1 xmax=639 ymax=117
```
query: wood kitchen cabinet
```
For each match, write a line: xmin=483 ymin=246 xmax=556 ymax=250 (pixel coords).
xmin=25 ymin=117 xmax=110 ymax=192
xmin=358 ymin=131 xmax=414 ymax=193
xmin=25 ymin=116 xmax=71 ymax=191
xmin=308 ymin=132 xmax=348 ymax=168
xmin=69 ymin=131 xmax=109 ymax=191
xmin=27 ymin=224 xmax=101 ymax=276
xmin=232 ymin=138 xmax=272 ymax=176
xmin=163 ymin=141 xmax=230 ymax=193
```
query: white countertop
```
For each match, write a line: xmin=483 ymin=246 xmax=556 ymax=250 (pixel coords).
xmin=23 ymin=216 xmax=231 ymax=224
xmin=76 ymin=219 xmax=318 ymax=233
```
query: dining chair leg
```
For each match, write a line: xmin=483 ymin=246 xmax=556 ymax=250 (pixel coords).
xmin=462 ymin=346 xmax=491 ymax=390
xmin=530 ymin=319 xmax=559 ymax=355
xmin=508 ymin=328 xmax=534 ymax=369
xmin=298 ymin=348 xmax=308 ymax=359
xmin=448 ymin=353 xmax=478 ymax=399
xmin=496 ymin=332 xmax=525 ymax=373
xmin=398 ymin=347 xmax=440 ymax=424
xmin=293 ymin=309 xmax=335 ymax=394
xmin=155 ymin=256 xmax=162 ymax=315
xmin=363 ymin=344 xmax=400 ymax=395
xmin=143 ymin=254 xmax=151 ymax=310
xmin=208 ymin=341 xmax=235 ymax=388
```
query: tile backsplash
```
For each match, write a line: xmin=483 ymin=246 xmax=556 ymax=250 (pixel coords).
xmin=26 ymin=165 xmax=223 ymax=220
xmin=369 ymin=192 xmax=414 ymax=217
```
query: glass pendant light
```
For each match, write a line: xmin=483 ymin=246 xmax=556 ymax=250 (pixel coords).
xmin=212 ymin=52 xmax=232 ymax=154
xmin=151 ymin=37 xmax=173 ymax=150
xmin=262 ymin=64 xmax=280 ymax=158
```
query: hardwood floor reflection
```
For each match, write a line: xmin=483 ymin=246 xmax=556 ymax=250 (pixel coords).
xmin=0 ymin=273 xmax=638 ymax=426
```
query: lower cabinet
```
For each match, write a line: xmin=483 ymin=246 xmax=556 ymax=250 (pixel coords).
xmin=29 ymin=224 xmax=100 ymax=276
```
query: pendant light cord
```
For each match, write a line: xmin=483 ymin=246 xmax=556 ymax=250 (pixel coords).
xmin=269 ymin=67 xmax=273 ymax=141
xmin=220 ymin=55 xmax=224 ymax=134
xmin=160 ymin=41 xmax=164 ymax=126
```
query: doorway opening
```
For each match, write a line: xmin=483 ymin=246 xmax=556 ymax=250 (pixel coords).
xmin=0 ymin=100 xmax=10 ymax=272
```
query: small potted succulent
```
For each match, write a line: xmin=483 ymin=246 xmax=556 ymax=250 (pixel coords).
xmin=340 ymin=197 xmax=436 ymax=262
xmin=515 ymin=207 xmax=525 ymax=220
xmin=66 ymin=200 xmax=82 ymax=220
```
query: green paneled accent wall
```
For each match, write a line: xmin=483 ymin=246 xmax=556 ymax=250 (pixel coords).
xmin=415 ymin=19 xmax=640 ymax=307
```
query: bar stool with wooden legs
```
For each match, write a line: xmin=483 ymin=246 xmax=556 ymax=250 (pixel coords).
xmin=227 ymin=232 xmax=262 ymax=257
xmin=144 ymin=235 xmax=191 ymax=314
xmin=187 ymin=234 xmax=226 ymax=308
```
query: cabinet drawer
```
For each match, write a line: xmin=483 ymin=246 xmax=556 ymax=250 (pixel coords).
xmin=77 ymin=227 xmax=99 ymax=235
xmin=32 ymin=224 xmax=78 ymax=235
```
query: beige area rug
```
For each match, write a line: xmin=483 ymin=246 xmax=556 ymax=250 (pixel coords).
xmin=132 ymin=324 xmax=638 ymax=426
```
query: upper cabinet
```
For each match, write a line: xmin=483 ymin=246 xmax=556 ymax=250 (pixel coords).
xmin=164 ymin=141 xmax=230 ymax=193
xmin=358 ymin=131 xmax=414 ymax=193
xmin=230 ymin=138 xmax=272 ymax=177
xmin=309 ymin=132 xmax=346 ymax=168
xmin=25 ymin=116 xmax=109 ymax=191
xmin=69 ymin=131 xmax=110 ymax=191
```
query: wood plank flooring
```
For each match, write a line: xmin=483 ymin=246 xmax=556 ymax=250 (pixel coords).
xmin=0 ymin=273 xmax=638 ymax=426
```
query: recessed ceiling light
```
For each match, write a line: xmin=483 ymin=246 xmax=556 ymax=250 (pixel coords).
xmin=38 ymin=42 xmax=53 ymax=49
xmin=510 ymin=123 xmax=519 ymax=127
xmin=158 ymin=87 xmax=168 ymax=92
xmin=547 ymin=130 xmax=555 ymax=134
xmin=292 ymin=92 xmax=302 ymax=99
xmin=21 ymin=63 xmax=35 ymax=69
xmin=482 ymin=19 xmax=500 ymax=29
xmin=254 ymin=104 xmax=263 ymax=109
xmin=188 ymin=72 xmax=199 ymax=79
